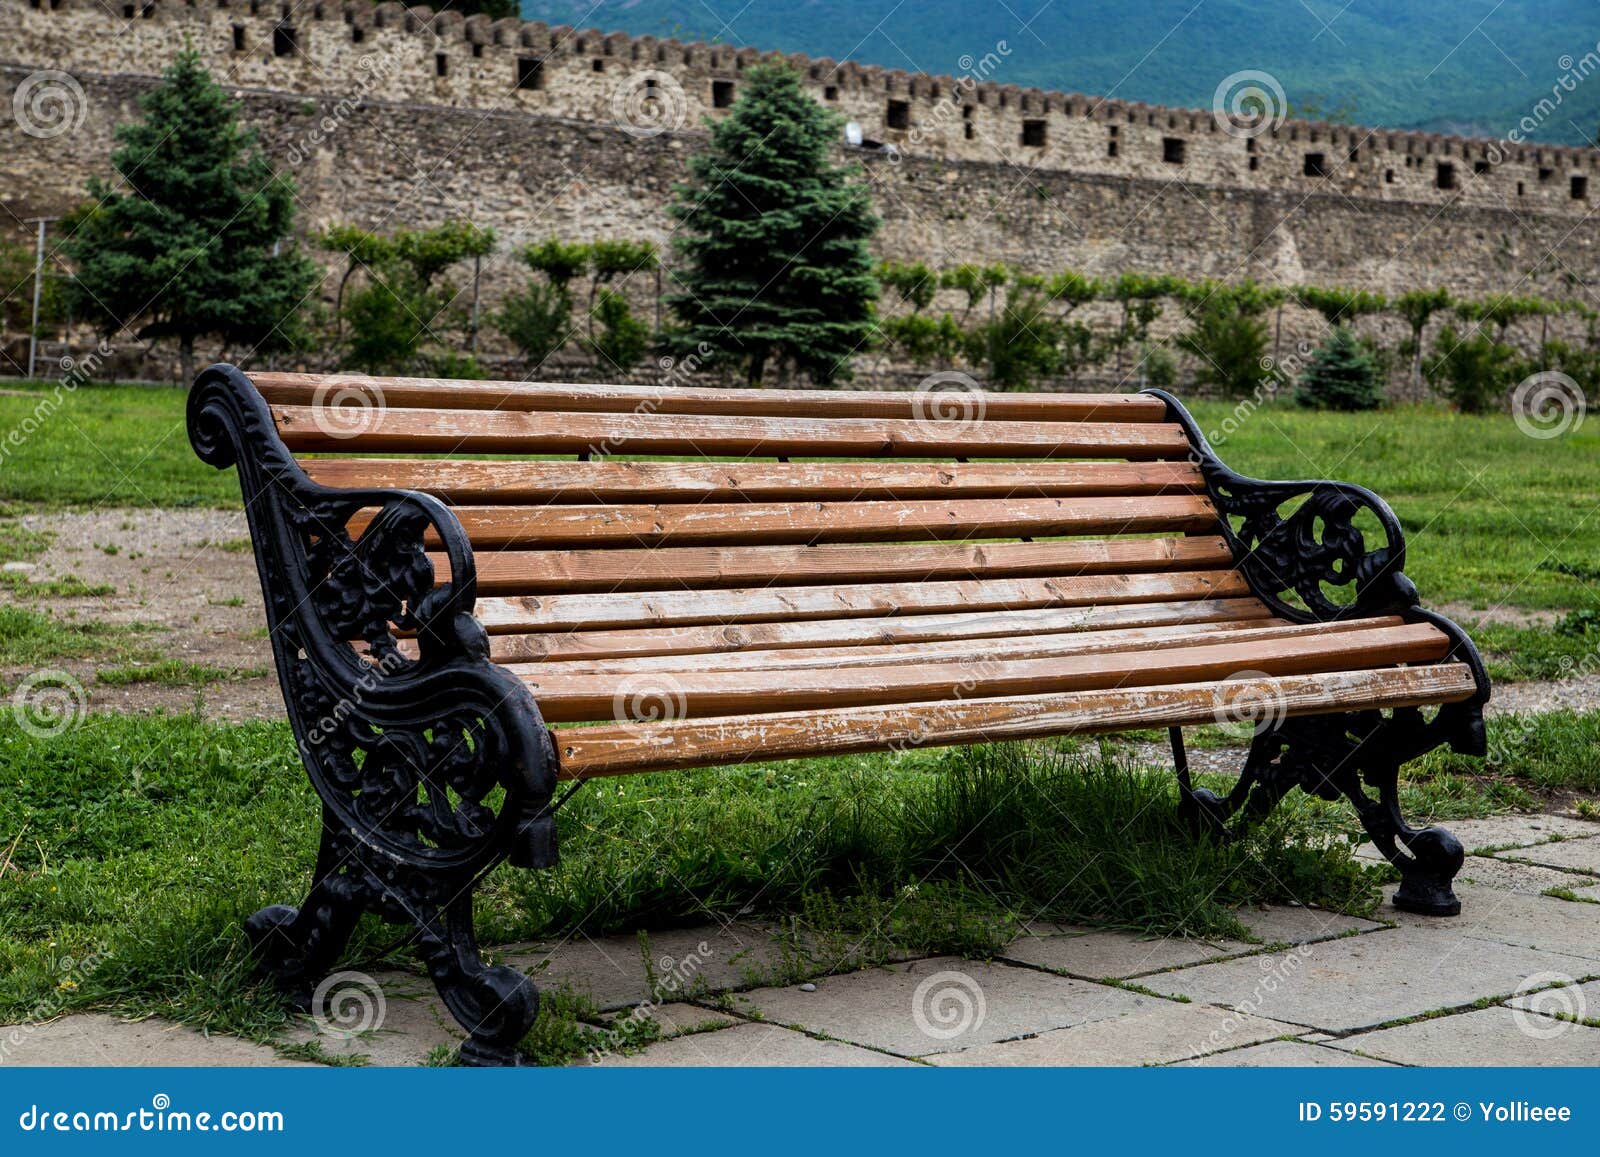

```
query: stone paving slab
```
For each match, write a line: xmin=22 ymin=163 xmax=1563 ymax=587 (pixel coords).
xmin=1140 ymin=925 xmax=1599 ymax=1033
xmin=1456 ymin=855 xmax=1595 ymax=896
xmin=591 ymin=1021 xmax=915 ymax=1067
xmin=1505 ymin=977 xmax=1600 ymax=1023
xmin=1001 ymin=929 xmax=1247 ymax=979
xmin=1499 ymin=836 xmax=1600 ymax=875
xmin=926 ymin=1002 xmax=1299 ymax=1066
xmin=1329 ymin=1006 xmax=1600 ymax=1066
xmin=0 ymin=1015 xmax=307 ymax=1067
xmin=279 ymin=970 xmax=463 ymax=1067
xmin=1356 ymin=815 xmax=1600 ymax=863
xmin=1388 ymin=883 xmax=1600 ymax=962
xmin=503 ymin=922 xmax=814 ymax=1011
xmin=1233 ymin=905 xmax=1384 ymax=944
xmin=1182 ymin=1039 xmax=1395 ymax=1066
xmin=733 ymin=956 xmax=1151 ymax=1057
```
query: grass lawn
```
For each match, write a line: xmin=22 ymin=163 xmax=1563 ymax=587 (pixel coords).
xmin=1 ymin=379 xmax=1597 ymax=1061
xmin=2 ymin=380 xmax=1597 ymax=612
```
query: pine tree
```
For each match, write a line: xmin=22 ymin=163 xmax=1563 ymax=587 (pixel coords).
xmin=1296 ymin=325 xmax=1385 ymax=411
xmin=63 ymin=49 xmax=318 ymax=384
xmin=665 ymin=63 xmax=879 ymax=386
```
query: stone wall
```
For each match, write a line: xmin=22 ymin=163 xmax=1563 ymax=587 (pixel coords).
xmin=2 ymin=0 xmax=1596 ymax=382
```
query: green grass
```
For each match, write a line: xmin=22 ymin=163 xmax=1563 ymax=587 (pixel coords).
xmin=0 ymin=382 xmax=238 ymax=510
xmin=1 ymin=707 xmax=1594 ymax=1060
xmin=0 ymin=383 xmax=1596 ymax=616
xmin=1187 ymin=401 xmax=1600 ymax=613
xmin=0 ymin=606 xmax=155 ymax=669
xmin=95 ymin=660 xmax=269 ymax=688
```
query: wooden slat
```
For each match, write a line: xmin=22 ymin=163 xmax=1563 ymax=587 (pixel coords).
xmin=303 ymin=458 xmax=1206 ymax=504
xmin=524 ymin=622 xmax=1449 ymax=722
xmin=474 ymin=569 xmax=1251 ymax=633
xmin=484 ymin=597 xmax=1275 ymax=662
xmin=252 ymin=372 xmax=1173 ymax=423
xmin=512 ymin=616 xmax=1392 ymax=675
xmin=553 ymin=664 xmax=1481 ymax=777
xmin=442 ymin=536 xmax=1234 ymax=594
xmin=365 ymin=494 xmax=1218 ymax=550
xmin=272 ymin=405 xmax=1193 ymax=459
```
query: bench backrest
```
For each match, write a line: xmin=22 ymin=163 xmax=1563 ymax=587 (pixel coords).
xmin=250 ymin=372 xmax=1261 ymax=664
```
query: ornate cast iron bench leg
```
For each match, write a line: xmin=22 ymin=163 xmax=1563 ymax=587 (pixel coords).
xmin=1149 ymin=390 xmax=1490 ymax=917
xmin=189 ymin=366 xmax=558 ymax=1066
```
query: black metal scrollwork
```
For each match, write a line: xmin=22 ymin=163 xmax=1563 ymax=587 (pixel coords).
xmin=188 ymin=365 xmax=557 ymax=1065
xmin=1144 ymin=389 xmax=1490 ymax=917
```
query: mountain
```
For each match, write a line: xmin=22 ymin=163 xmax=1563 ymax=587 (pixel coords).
xmin=519 ymin=0 xmax=1600 ymax=144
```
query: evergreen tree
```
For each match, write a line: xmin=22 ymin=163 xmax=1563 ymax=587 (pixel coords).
xmin=1295 ymin=325 xmax=1385 ymax=410
xmin=665 ymin=63 xmax=879 ymax=386
xmin=63 ymin=50 xmax=318 ymax=384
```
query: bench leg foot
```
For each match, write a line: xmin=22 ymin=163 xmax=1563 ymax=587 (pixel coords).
xmin=244 ymin=826 xmax=362 ymax=1007
xmin=416 ymin=897 xmax=540 ymax=1068
xmin=1178 ymin=715 xmax=1463 ymax=916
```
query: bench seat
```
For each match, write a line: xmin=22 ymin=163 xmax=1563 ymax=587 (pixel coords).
xmin=188 ymin=365 xmax=1490 ymax=1066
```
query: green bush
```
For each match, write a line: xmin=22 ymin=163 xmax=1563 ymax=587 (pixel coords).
xmin=1295 ymin=326 xmax=1385 ymax=411
xmin=1426 ymin=325 xmax=1517 ymax=413
xmin=1176 ymin=290 xmax=1277 ymax=397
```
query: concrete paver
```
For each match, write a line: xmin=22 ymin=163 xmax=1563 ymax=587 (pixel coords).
xmin=1182 ymin=1039 xmax=1395 ymax=1066
xmin=926 ymin=1002 xmax=1301 ymax=1066
xmin=732 ymin=956 xmax=1151 ymax=1057
xmin=591 ymin=1021 xmax=915 ymax=1067
xmin=0 ymin=1015 xmax=307 ymax=1067
xmin=1139 ymin=925 xmax=1598 ymax=1033
xmin=1328 ymin=1006 xmax=1600 ymax=1066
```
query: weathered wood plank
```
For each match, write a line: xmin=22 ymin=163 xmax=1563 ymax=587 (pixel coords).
xmin=473 ymin=569 xmax=1250 ymax=632
xmin=524 ymin=622 xmax=1450 ymax=721
xmin=303 ymin=458 xmax=1206 ymax=504
xmin=439 ymin=536 xmax=1233 ymax=594
xmin=553 ymin=664 xmax=1482 ymax=776
xmin=512 ymin=615 xmax=1397 ymax=675
xmin=252 ymin=372 xmax=1173 ymax=423
xmin=482 ymin=596 xmax=1275 ymax=662
xmin=272 ymin=405 xmax=1193 ymax=459
xmin=360 ymin=494 xmax=1219 ymax=550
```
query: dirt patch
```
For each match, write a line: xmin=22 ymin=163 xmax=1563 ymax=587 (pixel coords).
xmin=1 ymin=507 xmax=281 ymax=722
xmin=1435 ymin=603 xmax=1562 ymax=629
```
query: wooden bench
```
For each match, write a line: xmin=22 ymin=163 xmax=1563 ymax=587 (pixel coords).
xmin=188 ymin=364 xmax=1489 ymax=1065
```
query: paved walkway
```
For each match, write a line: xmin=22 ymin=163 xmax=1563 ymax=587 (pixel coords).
xmin=6 ymin=815 xmax=1600 ymax=1067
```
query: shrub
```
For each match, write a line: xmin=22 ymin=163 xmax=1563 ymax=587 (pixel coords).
xmin=1176 ymin=291 xmax=1276 ymax=397
xmin=1426 ymin=325 xmax=1517 ymax=414
xmin=1296 ymin=325 xmax=1385 ymax=411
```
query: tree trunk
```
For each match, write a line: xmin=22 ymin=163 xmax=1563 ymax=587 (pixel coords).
xmin=747 ymin=349 xmax=766 ymax=388
xmin=178 ymin=334 xmax=196 ymax=386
